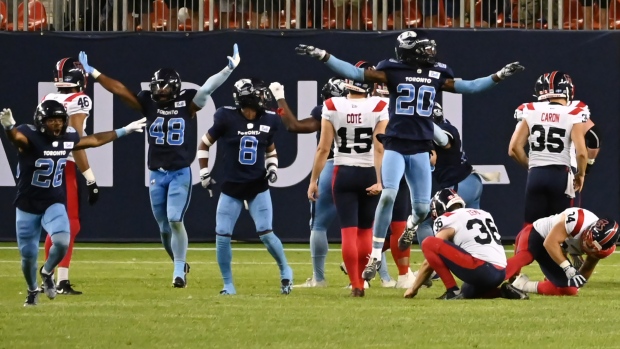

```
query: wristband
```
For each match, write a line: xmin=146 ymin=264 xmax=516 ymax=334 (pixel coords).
xmin=92 ymin=69 xmax=101 ymax=79
xmin=559 ymin=260 xmax=571 ymax=269
xmin=82 ymin=168 xmax=96 ymax=182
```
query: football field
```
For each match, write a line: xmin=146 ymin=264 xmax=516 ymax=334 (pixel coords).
xmin=1 ymin=242 xmax=619 ymax=349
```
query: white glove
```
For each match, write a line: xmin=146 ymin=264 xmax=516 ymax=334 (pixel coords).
xmin=0 ymin=108 xmax=15 ymax=130
xmin=122 ymin=117 xmax=147 ymax=134
xmin=295 ymin=44 xmax=327 ymax=60
xmin=200 ymin=168 xmax=216 ymax=197
xmin=269 ymin=82 xmax=285 ymax=100
xmin=562 ymin=264 xmax=587 ymax=288
xmin=227 ymin=43 xmax=240 ymax=70
xmin=496 ymin=62 xmax=525 ymax=80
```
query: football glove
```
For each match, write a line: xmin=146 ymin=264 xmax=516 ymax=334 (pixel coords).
xmin=78 ymin=51 xmax=95 ymax=74
xmin=122 ymin=117 xmax=147 ymax=134
xmin=200 ymin=168 xmax=216 ymax=197
xmin=265 ymin=166 xmax=278 ymax=183
xmin=227 ymin=43 xmax=240 ymax=70
xmin=269 ymin=82 xmax=285 ymax=101
xmin=496 ymin=62 xmax=525 ymax=80
xmin=295 ymin=44 xmax=327 ymax=60
xmin=86 ymin=181 xmax=100 ymax=205
xmin=0 ymin=108 xmax=15 ymax=130
xmin=562 ymin=264 xmax=587 ymax=288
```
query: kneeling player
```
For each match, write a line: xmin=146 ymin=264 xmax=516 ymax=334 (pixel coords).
xmin=198 ymin=78 xmax=293 ymax=295
xmin=307 ymin=76 xmax=388 ymax=297
xmin=1 ymin=101 xmax=145 ymax=306
xmin=404 ymin=189 xmax=528 ymax=300
xmin=506 ymin=208 xmax=619 ymax=296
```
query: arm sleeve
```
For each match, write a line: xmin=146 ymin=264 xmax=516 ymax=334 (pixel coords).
xmin=453 ymin=75 xmax=497 ymax=94
xmin=193 ymin=67 xmax=234 ymax=108
xmin=433 ymin=124 xmax=449 ymax=147
xmin=324 ymin=55 xmax=365 ymax=81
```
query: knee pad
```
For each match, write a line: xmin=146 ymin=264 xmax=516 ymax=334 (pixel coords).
xmin=51 ymin=232 xmax=71 ymax=251
xmin=412 ymin=202 xmax=430 ymax=223
xmin=19 ymin=242 xmax=38 ymax=260
xmin=169 ymin=221 xmax=185 ymax=233
xmin=378 ymin=189 xmax=397 ymax=207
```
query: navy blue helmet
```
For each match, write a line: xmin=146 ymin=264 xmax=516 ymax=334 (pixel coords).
xmin=395 ymin=30 xmax=437 ymax=66
xmin=321 ymin=77 xmax=347 ymax=101
xmin=432 ymin=102 xmax=444 ymax=124
xmin=34 ymin=100 xmax=69 ymax=139
xmin=233 ymin=78 xmax=272 ymax=111
xmin=150 ymin=68 xmax=182 ymax=105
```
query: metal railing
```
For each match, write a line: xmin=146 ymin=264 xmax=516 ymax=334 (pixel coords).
xmin=1 ymin=0 xmax=618 ymax=31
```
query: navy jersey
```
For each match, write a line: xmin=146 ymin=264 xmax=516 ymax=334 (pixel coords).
xmin=376 ymin=59 xmax=454 ymax=154
xmin=208 ymin=106 xmax=281 ymax=184
xmin=139 ymin=89 xmax=198 ymax=171
xmin=311 ymin=104 xmax=334 ymax=159
xmin=14 ymin=125 xmax=80 ymax=214
xmin=433 ymin=122 xmax=472 ymax=188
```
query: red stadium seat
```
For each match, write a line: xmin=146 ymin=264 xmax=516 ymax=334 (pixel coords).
xmin=0 ymin=1 xmax=7 ymax=30
xmin=8 ymin=0 xmax=47 ymax=31
xmin=563 ymin=0 xmax=584 ymax=29
xmin=151 ymin=0 xmax=170 ymax=30
xmin=177 ymin=0 xmax=221 ymax=30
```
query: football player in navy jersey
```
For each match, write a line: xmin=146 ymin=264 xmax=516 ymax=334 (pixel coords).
xmin=268 ymin=77 xmax=346 ymax=288
xmin=77 ymin=45 xmax=240 ymax=288
xmin=0 ymin=101 xmax=145 ymax=306
xmin=296 ymin=30 xmax=524 ymax=280
xmin=198 ymin=78 xmax=293 ymax=295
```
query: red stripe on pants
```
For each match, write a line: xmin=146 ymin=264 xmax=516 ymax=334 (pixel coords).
xmin=505 ymin=225 xmax=535 ymax=281
xmin=45 ymin=161 xmax=80 ymax=268
xmin=421 ymin=237 xmax=485 ymax=290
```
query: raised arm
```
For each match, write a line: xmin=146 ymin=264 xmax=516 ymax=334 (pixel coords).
xmin=269 ymin=82 xmax=321 ymax=133
xmin=68 ymin=112 xmax=99 ymax=204
xmin=442 ymin=62 xmax=525 ymax=94
xmin=78 ymin=51 xmax=143 ymax=112
xmin=74 ymin=118 xmax=146 ymax=150
xmin=1 ymin=109 xmax=30 ymax=151
xmin=190 ymin=44 xmax=240 ymax=114
xmin=295 ymin=45 xmax=387 ymax=83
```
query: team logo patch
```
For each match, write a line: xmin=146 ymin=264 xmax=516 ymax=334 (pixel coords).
xmin=429 ymin=71 xmax=441 ymax=79
xmin=175 ymin=101 xmax=186 ymax=108
xmin=260 ymin=125 xmax=270 ymax=132
xmin=417 ymin=69 xmax=422 ymax=73
xmin=247 ymin=123 xmax=254 ymax=129
xmin=63 ymin=142 xmax=74 ymax=149
xmin=52 ymin=141 xmax=59 ymax=147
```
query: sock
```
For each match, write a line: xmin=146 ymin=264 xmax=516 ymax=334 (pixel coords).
xmin=160 ymin=231 xmax=174 ymax=261
xmin=341 ymin=227 xmax=361 ymax=289
xmin=378 ymin=252 xmax=391 ymax=281
xmin=44 ymin=234 xmax=52 ymax=261
xmin=19 ymin=242 xmax=39 ymax=291
xmin=371 ymin=188 xmax=397 ymax=258
xmin=44 ymin=232 xmax=70 ymax=273
xmin=216 ymin=235 xmax=233 ymax=285
xmin=421 ymin=237 xmax=458 ymax=290
xmin=505 ymin=252 xmax=534 ymax=281
xmin=57 ymin=267 xmax=69 ymax=283
xmin=536 ymin=281 xmax=578 ymax=296
xmin=389 ymin=221 xmax=410 ymax=275
xmin=357 ymin=228 xmax=373 ymax=288
xmin=169 ymin=222 xmax=188 ymax=279
xmin=260 ymin=232 xmax=292 ymax=280
xmin=310 ymin=229 xmax=328 ymax=282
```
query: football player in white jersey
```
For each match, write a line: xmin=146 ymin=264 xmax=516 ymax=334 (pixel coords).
xmin=307 ymin=75 xmax=388 ymax=297
xmin=404 ymin=189 xmax=528 ymax=300
xmin=507 ymin=208 xmax=619 ymax=296
xmin=41 ymin=57 xmax=96 ymax=295
xmin=509 ymin=71 xmax=589 ymax=225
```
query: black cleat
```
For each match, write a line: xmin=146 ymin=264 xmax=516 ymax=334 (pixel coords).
xmin=184 ymin=263 xmax=191 ymax=274
xmin=24 ymin=289 xmax=39 ymax=306
xmin=173 ymin=276 xmax=186 ymax=288
xmin=39 ymin=266 xmax=56 ymax=300
xmin=438 ymin=288 xmax=463 ymax=300
xmin=57 ymin=280 xmax=83 ymax=295
xmin=500 ymin=283 xmax=529 ymax=300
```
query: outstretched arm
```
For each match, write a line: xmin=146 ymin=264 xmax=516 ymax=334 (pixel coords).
xmin=191 ymin=44 xmax=240 ymax=114
xmin=79 ymin=51 xmax=143 ymax=112
xmin=295 ymin=44 xmax=387 ymax=83
xmin=74 ymin=118 xmax=146 ymax=150
xmin=442 ymin=62 xmax=525 ymax=94
xmin=269 ymin=82 xmax=321 ymax=133
xmin=1 ymin=109 xmax=29 ymax=151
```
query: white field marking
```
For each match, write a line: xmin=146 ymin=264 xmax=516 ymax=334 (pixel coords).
xmin=0 ymin=247 xmax=523 ymax=253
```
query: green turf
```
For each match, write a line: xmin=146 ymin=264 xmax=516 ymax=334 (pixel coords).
xmin=0 ymin=243 xmax=619 ymax=349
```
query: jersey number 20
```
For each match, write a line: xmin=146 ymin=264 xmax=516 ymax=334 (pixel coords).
xmin=149 ymin=117 xmax=185 ymax=146
xmin=395 ymin=84 xmax=436 ymax=117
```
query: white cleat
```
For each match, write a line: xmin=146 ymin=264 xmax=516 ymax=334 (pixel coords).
xmin=511 ymin=274 xmax=530 ymax=291
xmin=346 ymin=281 xmax=370 ymax=289
xmin=381 ymin=279 xmax=397 ymax=288
xmin=396 ymin=270 xmax=415 ymax=289
xmin=295 ymin=277 xmax=327 ymax=288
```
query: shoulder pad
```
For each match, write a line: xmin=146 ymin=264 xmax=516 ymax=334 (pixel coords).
xmin=265 ymin=110 xmax=276 ymax=115
xmin=66 ymin=126 xmax=77 ymax=133
xmin=27 ymin=124 xmax=37 ymax=131
xmin=224 ymin=106 xmax=237 ymax=110
xmin=434 ymin=62 xmax=447 ymax=68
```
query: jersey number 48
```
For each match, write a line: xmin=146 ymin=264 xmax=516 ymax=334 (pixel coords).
xmin=149 ymin=117 xmax=185 ymax=146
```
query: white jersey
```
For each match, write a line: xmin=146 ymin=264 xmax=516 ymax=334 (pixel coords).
xmin=432 ymin=208 xmax=507 ymax=268
xmin=322 ymin=96 xmax=389 ymax=167
xmin=533 ymin=207 xmax=598 ymax=255
xmin=515 ymin=101 xmax=589 ymax=168
xmin=43 ymin=92 xmax=92 ymax=162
